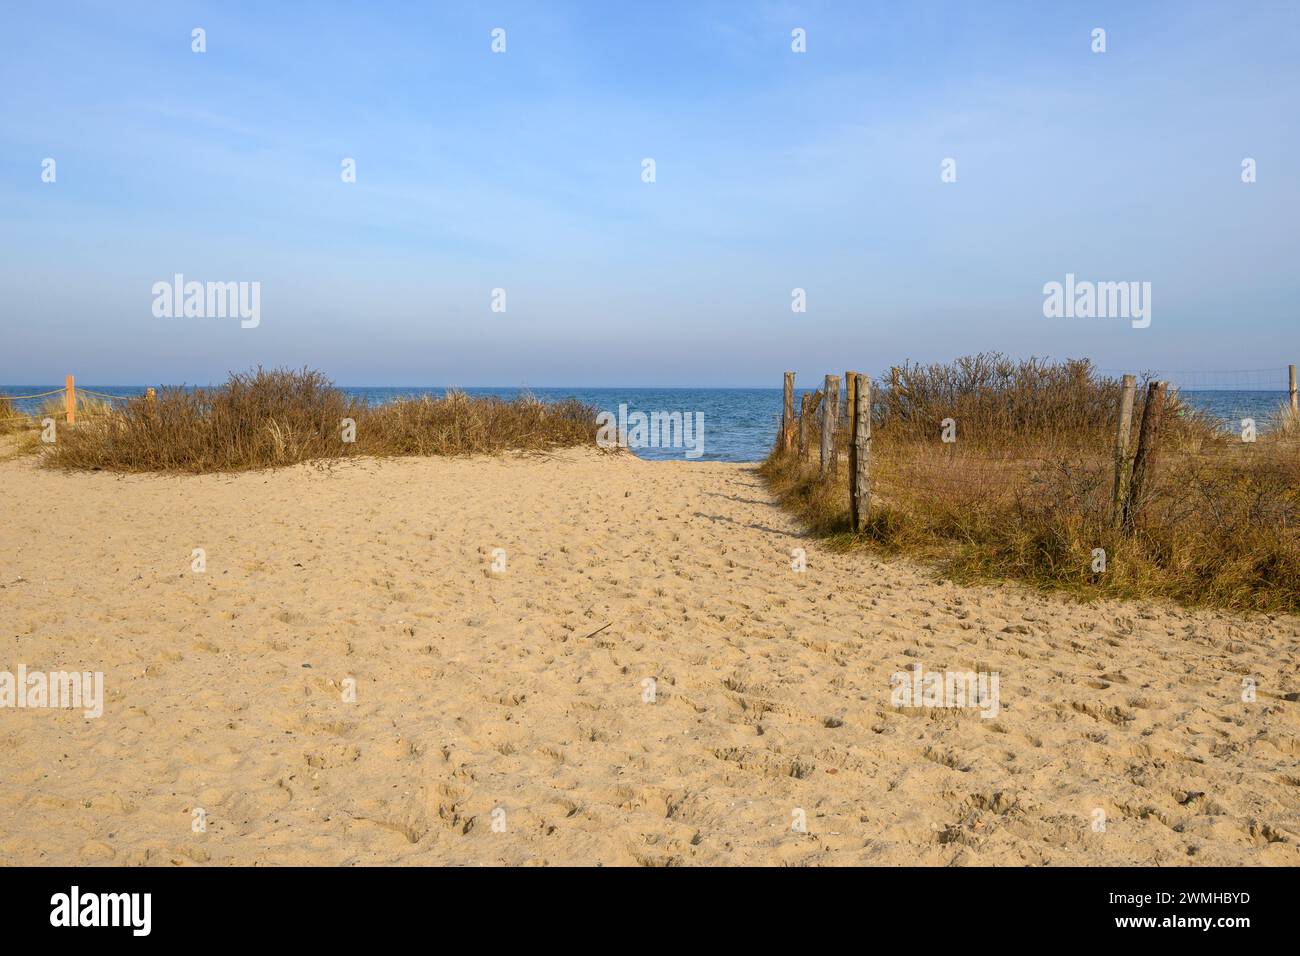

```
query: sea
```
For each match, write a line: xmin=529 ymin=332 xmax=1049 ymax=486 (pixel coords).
xmin=2 ymin=385 xmax=1291 ymax=463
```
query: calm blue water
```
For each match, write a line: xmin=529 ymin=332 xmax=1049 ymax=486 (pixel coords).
xmin=2 ymin=385 xmax=1291 ymax=463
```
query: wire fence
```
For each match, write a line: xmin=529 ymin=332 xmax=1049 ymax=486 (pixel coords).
xmin=1096 ymin=367 xmax=1295 ymax=434
xmin=774 ymin=364 xmax=1294 ymax=515
xmin=771 ymin=364 xmax=1300 ymax=612
xmin=787 ymin=366 xmax=1299 ymax=442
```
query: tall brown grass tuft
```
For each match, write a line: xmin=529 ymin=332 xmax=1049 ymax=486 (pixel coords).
xmin=0 ymin=396 xmax=25 ymax=435
xmin=763 ymin=353 xmax=1300 ymax=613
xmin=1271 ymin=401 xmax=1300 ymax=440
xmin=37 ymin=393 xmax=118 ymax=425
xmin=41 ymin=368 xmax=601 ymax=473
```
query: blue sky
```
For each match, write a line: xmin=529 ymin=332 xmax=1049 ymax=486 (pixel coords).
xmin=1 ymin=1 xmax=1297 ymax=387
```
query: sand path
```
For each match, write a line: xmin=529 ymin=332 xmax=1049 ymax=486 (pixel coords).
xmin=0 ymin=448 xmax=1297 ymax=865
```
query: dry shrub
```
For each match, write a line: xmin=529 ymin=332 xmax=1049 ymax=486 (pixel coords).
xmin=875 ymin=353 xmax=1216 ymax=452
xmin=764 ymin=354 xmax=1300 ymax=613
xmin=41 ymin=368 xmax=600 ymax=473
xmin=362 ymin=390 xmax=596 ymax=456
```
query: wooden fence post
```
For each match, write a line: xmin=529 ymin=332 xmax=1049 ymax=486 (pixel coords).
xmin=795 ymin=392 xmax=806 ymax=460
xmin=1110 ymin=374 xmax=1137 ymax=528
xmin=850 ymin=373 xmax=872 ymax=532
xmin=1122 ymin=381 xmax=1168 ymax=533
xmin=1290 ymin=364 xmax=1297 ymax=416
xmin=820 ymin=374 xmax=840 ymax=477
xmin=845 ymin=372 xmax=858 ymax=426
xmin=800 ymin=390 xmax=821 ymax=463
xmin=782 ymin=372 xmax=795 ymax=453
xmin=65 ymin=374 xmax=75 ymax=425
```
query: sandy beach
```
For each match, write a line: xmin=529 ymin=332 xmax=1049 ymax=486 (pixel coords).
xmin=0 ymin=446 xmax=1297 ymax=866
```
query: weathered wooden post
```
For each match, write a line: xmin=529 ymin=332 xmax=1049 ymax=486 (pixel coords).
xmin=1290 ymin=364 xmax=1297 ymax=417
xmin=65 ymin=374 xmax=75 ymax=425
xmin=1122 ymin=381 xmax=1168 ymax=533
xmin=795 ymin=390 xmax=816 ymax=463
xmin=850 ymin=373 xmax=872 ymax=532
xmin=820 ymin=374 xmax=840 ymax=477
xmin=797 ymin=392 xmax=814 ymax=460
xmin=782 ymin=372 xmax=795 ymax=453
xmin=845 ymin=372 xmax=858 ymax=427
xmin=1110 ymin=374 xmax=1137 ymax=528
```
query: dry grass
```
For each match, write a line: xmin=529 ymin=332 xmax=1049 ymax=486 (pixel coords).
xmin=360 ymin=390 xmax=598 ymax=458
xmin=764 ymin=354 xmax=1300 ymax=613
xmin=1271 ymin=401 xmax=1300 ymax=440
xmin=38 ymin=394 xmax=117 ymax=424
xmin=0 ymin=397 xmax=41 ymax=460
xmin=2 ymin=393 xmax=122 ymax=458
xmin=0 ymin=397 xmax=25 ymax=435
xmin=38 ymin=368 xmax=601 ymax=473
